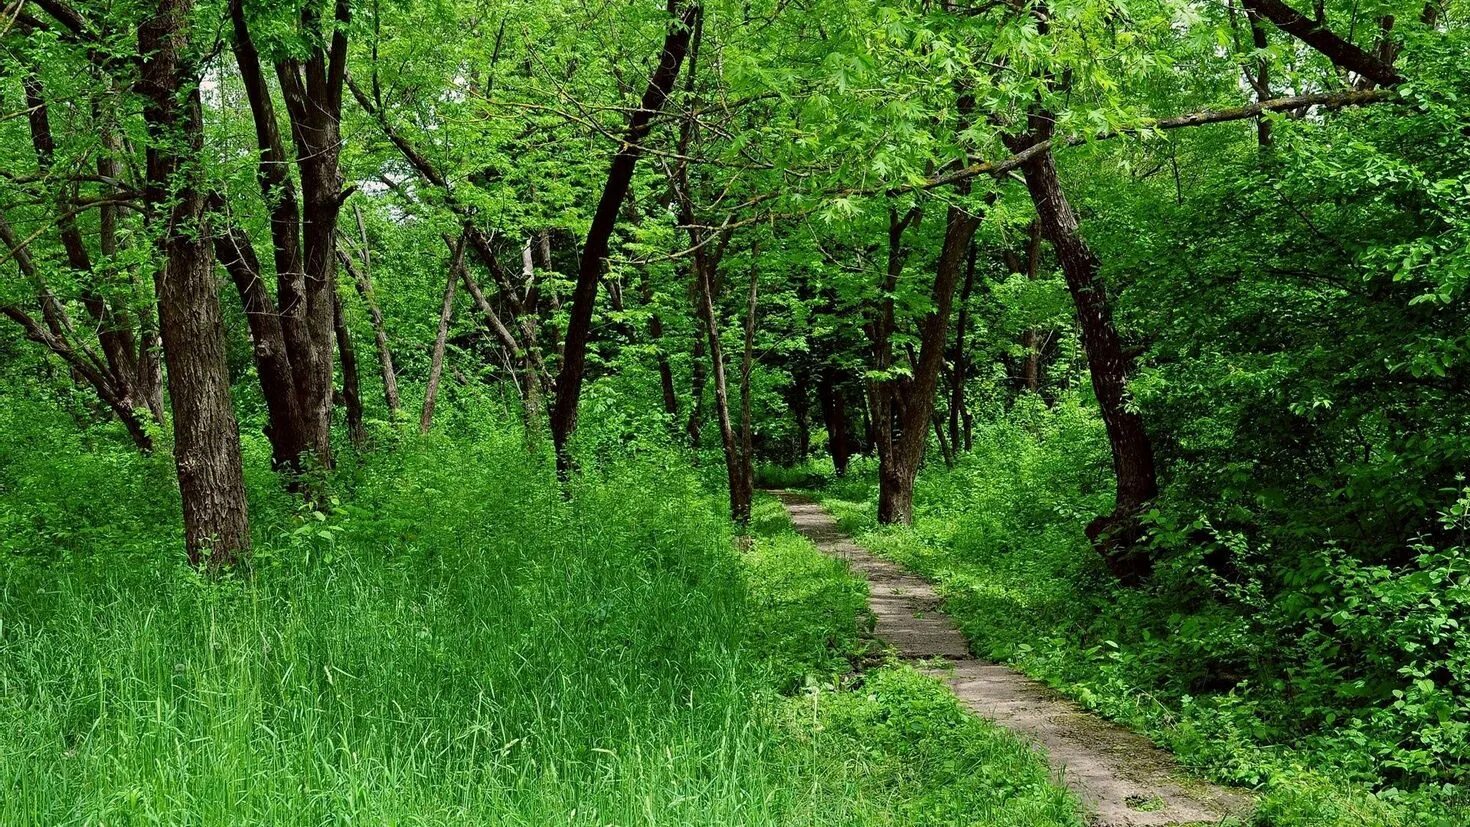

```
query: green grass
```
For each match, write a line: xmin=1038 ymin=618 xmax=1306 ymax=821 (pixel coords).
xmin=797 ymin=448 xmax=1470 ymax=827
xmin=0 ymin=401 xmax=1080 ymax=825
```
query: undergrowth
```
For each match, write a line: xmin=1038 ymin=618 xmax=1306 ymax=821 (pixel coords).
xmin=0 ymin=397 xmax=1079 ymax=825
xmin=794 ymin=397 xmax=1470 ymax=827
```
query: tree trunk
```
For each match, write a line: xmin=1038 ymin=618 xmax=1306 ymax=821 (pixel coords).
xmin=421 ymin=240 xmax=462 ymax=434
xmin=687 ymin=305 xmax=707 ymax=450
xmin=1241 ymin=0 xmax=1403 ymax=87
xmin=1245 ymin=9 xmax=1275 ymax=148
xmin=947 ymin=239 xmax=977 ymax=451
xmin=696 ymin=257 xmax=750 ymax=525
xmin=213 ymin=217 xmax=310 ymax=471
xmin=868 ymin=199 xmax=981 ymax=525
xmin=139 ymin=0 xmax=251 ymax=568
xmin=817 ymin=366 xmax=850 ymax=476
xmin=334 ymin=292 xmax=366 ymax=447
xmin=638 ymin=269 xmax=680 ymax=421
xmin=550 ymin=2 xmax=700 ymax=473
xmin=338 ymin=245 xmax=400 ymax=414
xmin=788 ymin=362 xmax=811 ymax=462
xmin=737 ymin=260 xmax=758 ymax=512
xmin=1014 ymin=142 xmax=1157 ymax=582
xmin=230 ymin=0 xmax=348 ymax=472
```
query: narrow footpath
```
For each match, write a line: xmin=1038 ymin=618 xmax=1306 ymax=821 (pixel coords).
xmin=772 ymin=491 xmax=1254 ymax=827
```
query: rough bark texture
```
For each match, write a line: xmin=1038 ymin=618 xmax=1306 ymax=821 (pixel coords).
xmin=139 ymin=0 xmax=251 ymax=567
xmin=229 ymin=0 xmax=350 ymax=471
xmin=1240 ymin=0 xmax=1404 ymax=87
xmin=549 ymin=2 xmax=700 ymax=473
xmin=1013 ymin=138 xmax=1158 ymax=582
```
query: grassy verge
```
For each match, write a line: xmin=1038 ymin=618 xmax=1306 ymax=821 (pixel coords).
xmin=0 ymin=400 xmax=1079 ymax=825
xmin=744 ymin=493 xmax=1084 ymax=827
xmin=799 ymin=458 xmax=1468 ymax=827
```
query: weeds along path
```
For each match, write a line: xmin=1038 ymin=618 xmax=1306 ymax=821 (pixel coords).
xmin=771 ymin=490 xmax=1253 ymax=827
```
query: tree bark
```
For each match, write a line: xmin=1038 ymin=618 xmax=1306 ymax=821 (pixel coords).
xmin=421 ymin=240 xmax=463 ymax=434
xmin=817 ymin=366 xmax=850 ymax=475
xmin=686 ymin=286 xmax=708 ymax=450
xmin=229 ymin=0 xmax=350 ymax=471
xmin=737 ymin=260 xmax=759 ymax=513
xmin=1012 ymin=138 xmax=1157 ymax=582
xmin=549 ymin=2 xmax=701 ymax=473
xmin=337 ymin=243 xmax=400 ymax=414
xmin=213 ymin=215 xmax=310 ymax=471
xmin=1240 ymin=0 xmax=1403 ymax=87
xmin=638 ymin=268 xmax=680 ymax=421
xmin=865 ymin=192 xmax=982 ymax=524
xmin=947 ymin=239 xmax=978 ymax=452
xmin=334 ymin=291 xmax=366 ymax=447
xmin=696 ymin=255 xmax=750 ymax=525
xmin=1245 ymin=8 xmax=1275 ymax=148
xmin=139 ymin=0 xmax=251 ymax=568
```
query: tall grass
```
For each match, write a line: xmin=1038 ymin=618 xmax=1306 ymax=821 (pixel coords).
xmin=0 ymin=399 xmax=1081 ymax=826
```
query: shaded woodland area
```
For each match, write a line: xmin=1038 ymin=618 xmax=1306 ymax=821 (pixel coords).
xmin=1 ymin=0 xmax=1469 ymax=824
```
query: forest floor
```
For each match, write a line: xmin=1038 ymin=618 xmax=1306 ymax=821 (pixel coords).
xmin=771 ymin=490 xmax=1254 ymax=827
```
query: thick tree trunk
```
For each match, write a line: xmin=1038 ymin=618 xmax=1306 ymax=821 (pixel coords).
xmin=550 ymin=2 xmax=700 ymax=473
xmin=869 ymin=200 xmax=982 ymax=525
xmin=1240 ymin=0 xmax=1403 ymax=87
xmin=421 ymin=241 xmax=462 ymax=434
xmin=1015 ymin=143 xmax=1157 ymax=582
xmin=230 ymin=0 xmax=346 ymax=471
xmin=139 ymin=0 xmax=251 ymax=568
xmin=334 ymin=292 xmax=366 ymax=447
xmin=213 ymin=218 xmax=310 ymax=471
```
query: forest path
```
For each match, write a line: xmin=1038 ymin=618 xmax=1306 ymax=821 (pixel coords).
xmin=770 ymin=490 xmax=1253 ymax=827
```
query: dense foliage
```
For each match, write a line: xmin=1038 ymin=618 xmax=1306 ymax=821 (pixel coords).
xmin=3 ymin=0 xmax=1469 ymax=822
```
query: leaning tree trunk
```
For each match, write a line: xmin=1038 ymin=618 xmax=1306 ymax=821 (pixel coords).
xmin=876 ymin=203 xmax=982 ymax=525
xmin=338 ymin=244 xmax=400 ymax=414
xmin=213 ymin=218 xmax=310 ymax=472
xmin=139 ymin=0 xmax=251 ymax=568
xmin=421 ymin=241 xmax=462 ymax=434
xmin=1015 ymin=143 xmax=1157 ymax=582
xmin=696 ymin=257 xmax=750 ymax=525
xmin=550 ymin=2 xmax=700 ymax=474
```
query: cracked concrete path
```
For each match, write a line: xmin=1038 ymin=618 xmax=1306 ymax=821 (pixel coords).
xmin=771 ymin=490 xmax=1254 ymax=827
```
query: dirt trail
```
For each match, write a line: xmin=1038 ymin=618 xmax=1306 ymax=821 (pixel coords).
xmin=772 ymin=490 xmax=1254 ymax=827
